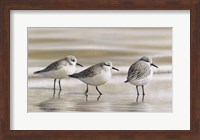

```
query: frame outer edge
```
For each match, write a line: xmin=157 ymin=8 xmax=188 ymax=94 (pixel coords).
xmin=1 ymin=0 xmax=200 ymax=140
xmin=0 ymin=1 xmax=3 ymax=140
xmin=191 ymin=1 xmax=200 ymax=140
xmin=198 ymin=1 xmax=200 ymax=140
xmin=192 ymin=2 xmax=200 ymax=140
xmin=2 ymin=1 xmax=11 ymax=140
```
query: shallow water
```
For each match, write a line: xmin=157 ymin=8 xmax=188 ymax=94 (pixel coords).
xmin=28 ymin=28 xmax=172 ymax=112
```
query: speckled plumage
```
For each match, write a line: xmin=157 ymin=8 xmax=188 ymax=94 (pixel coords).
xmin=125 ymin=56 xmax=158 ymax=102
xmin=126 ymin=60 xmax=151 ymax=83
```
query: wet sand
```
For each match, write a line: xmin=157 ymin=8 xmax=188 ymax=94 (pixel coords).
xmin=28 ymin=73 xmax=172 ymax=112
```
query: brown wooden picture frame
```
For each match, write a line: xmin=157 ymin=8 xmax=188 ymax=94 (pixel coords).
xmin=0 ymin=0 xmax=200 ymax=140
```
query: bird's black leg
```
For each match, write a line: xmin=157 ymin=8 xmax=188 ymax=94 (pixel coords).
xmin=84 ymin=84 xmax=89 ymax=101
xmin=142 ymin=85 xmax=145 ymax=102
xmin=136 ymin=85 xmax=139 ymax=102
xmin=53 ymin=79 xmax=57 ymax=97
xmin=58 ymin=79 xmax=62 ymax=97
xmin=96 ymin=86 xmax=103 ymax=101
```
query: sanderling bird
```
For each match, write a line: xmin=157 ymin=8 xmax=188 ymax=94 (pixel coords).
xmin=69 ymin=61 xmax=119 ymax=101
xmin=34 ymin=55 xmax=83 ymax=96
xmin=125 ymin=56 xmax=158 ymax=102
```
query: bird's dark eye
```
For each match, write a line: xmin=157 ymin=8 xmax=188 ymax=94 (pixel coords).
xmin=71 ymin=59 xmax=75 ymax=62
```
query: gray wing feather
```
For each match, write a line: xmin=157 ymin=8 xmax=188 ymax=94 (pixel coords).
xmin=39 ymin=58 xmax=66 ymax=73
xmin=71 ymin=63 xmax=102 ymax=78
xmin=127 ymin=61 xmax=151 ymax=82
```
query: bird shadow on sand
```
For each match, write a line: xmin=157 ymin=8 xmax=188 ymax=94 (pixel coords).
xmin=37 ymin=97 xmax=66 ymax=112
xmin=36 ymin=91 xmax=88 ymax=112
xmin=127 ymin=102 xmax=153 ymax=112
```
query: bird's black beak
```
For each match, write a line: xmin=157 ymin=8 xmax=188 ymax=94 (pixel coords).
xmin=151 ymin=63 xmax=158 ymax=68
xmin=112 ymin=67 xmax=119 ymax=71
xmin=76 ymin=63 xmax=83 ymax=67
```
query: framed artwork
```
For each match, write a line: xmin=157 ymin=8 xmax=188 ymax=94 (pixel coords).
xmin=0 ymin=0 xmax=199 ymax=140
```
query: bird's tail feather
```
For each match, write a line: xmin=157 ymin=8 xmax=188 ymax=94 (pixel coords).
xmin=34 ymin=70 xmax=42 ymax=74
xmin=124 ymin=80 xmax=129 ymax=83
xmin=68 ymin=74 xmax=77 ymax=78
